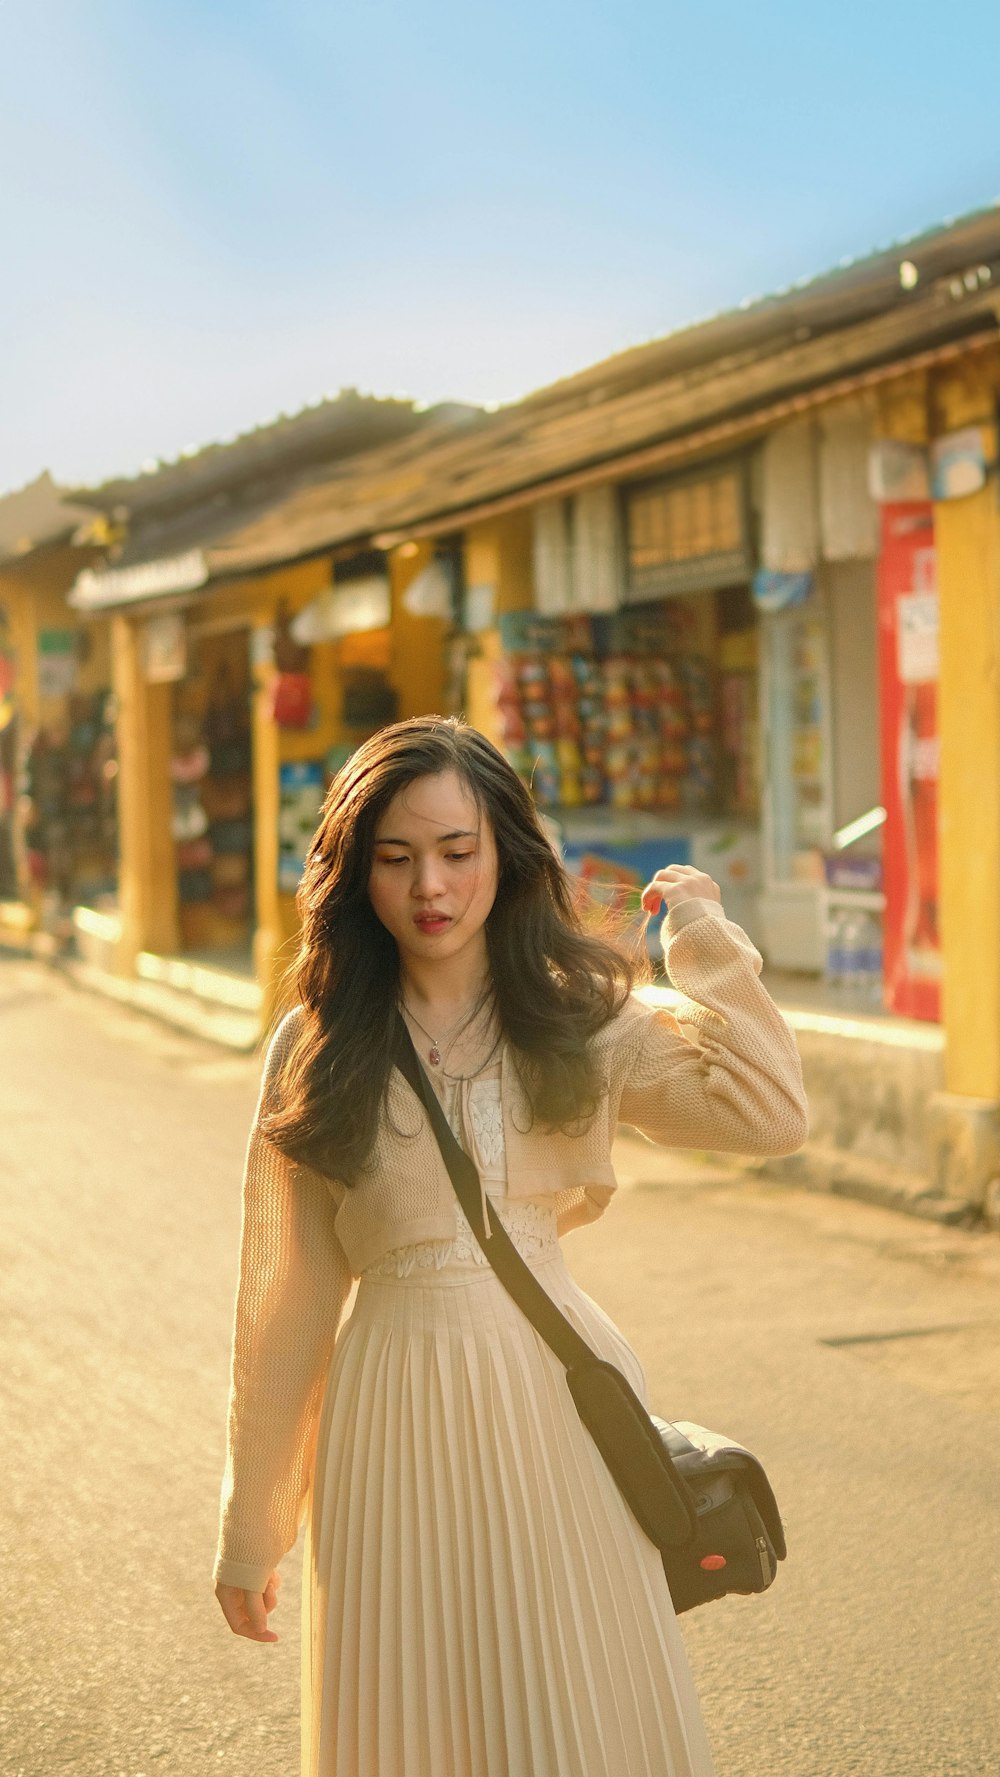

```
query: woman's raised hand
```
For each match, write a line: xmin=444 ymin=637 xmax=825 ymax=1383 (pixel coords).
xmin=215 ymin=1569 xmax=281 ymax=1643
xmin=640 ymin=864 xmax=722 ymax=917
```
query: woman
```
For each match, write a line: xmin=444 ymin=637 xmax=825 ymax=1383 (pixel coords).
xmin=214 ymin=717 xmax=808 ymax=1777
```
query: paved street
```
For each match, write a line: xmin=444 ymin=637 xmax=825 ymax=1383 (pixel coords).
xmin=3 ymin=955 xmax=999 ymax=1777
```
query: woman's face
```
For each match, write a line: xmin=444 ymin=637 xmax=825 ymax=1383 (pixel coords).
xmin=368 ymin=770 xmax=499 ymax=969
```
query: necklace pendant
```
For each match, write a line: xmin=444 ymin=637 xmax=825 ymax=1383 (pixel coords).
xmin=428 ymin=1044 xmax=442 ymax=1067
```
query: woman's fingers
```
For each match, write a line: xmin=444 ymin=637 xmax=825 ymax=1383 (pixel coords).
xmin=242 ymin=1591 xmax=279 ymax=1642
xmin=215 ymin=1583 xmax=280 ymax=1644
xmin=640 ymin=864 xmax=721 ymax=915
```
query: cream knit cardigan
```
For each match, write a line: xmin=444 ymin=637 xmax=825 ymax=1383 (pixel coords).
xmin=214 ymin=900 xmax=808 ymax=1592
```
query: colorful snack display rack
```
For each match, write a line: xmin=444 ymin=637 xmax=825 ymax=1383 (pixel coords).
xmin=490 ymin=608 xmax=722 ymax=813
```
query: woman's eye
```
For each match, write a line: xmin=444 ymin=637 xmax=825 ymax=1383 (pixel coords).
xmin=447 ymin=852 xmax=475 ymax=862
xmin=378 ymin=856 xmax=409 ymax=866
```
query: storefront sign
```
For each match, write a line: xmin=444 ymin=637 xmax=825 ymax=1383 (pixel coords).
xmin=71 ymin=548 xmax=208 ymax=612
xmin=278 ymin=760 xmax=325 ymax=893
xmin=145 ymin=612 xmax=187 ymax=683
xmin=868 ymin=439 xmax=930 ymax=504
xmin=930 ymin=428 xmax=988 ymax=501
xmin=625 ymin=464 xmax=750 ymax=601
xmin=37 ymin=629 xmax=77 ymax=698
xmin=751 ymin=570 xmax=812 ymax=613
xmin=877 ymin=503 xmax=940 ymax=1021
xmin=896 ymin=589 xmax=939 ymax=684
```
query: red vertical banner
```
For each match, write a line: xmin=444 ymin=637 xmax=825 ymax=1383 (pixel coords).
xmin=877 ymin=502 xmax=941 ymax=1021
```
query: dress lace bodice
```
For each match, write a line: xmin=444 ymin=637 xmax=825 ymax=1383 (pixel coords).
xmin=360 ymin=1197 xmax=560 ymax=1278
xmin=360 ymin=1072 xmax=560 ymax=1280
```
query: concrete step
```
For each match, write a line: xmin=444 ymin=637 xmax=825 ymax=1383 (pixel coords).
xmin=62 ymin=957 xmax=262 ymax=1052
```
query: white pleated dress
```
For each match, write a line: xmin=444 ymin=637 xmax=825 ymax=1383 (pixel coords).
xmin=301 ymin=1065 xmax=718 ymax=1777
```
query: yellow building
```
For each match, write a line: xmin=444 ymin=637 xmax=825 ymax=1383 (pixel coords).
xmin=206 ymin=203 xmax=998 ymax=1224
xmin=67 ymin=529 xmax=451 ymax=1035
xmin=0 ymin=474 xmax=110 ymax=950
xmin=56 ymin=392 xmax=448 ymax=1032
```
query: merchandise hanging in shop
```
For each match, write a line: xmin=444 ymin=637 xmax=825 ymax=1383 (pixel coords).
xmin=23 ymin=691 xmax=119 ymax=909
xmin=170 ymin=639 xmax=255 ymax=947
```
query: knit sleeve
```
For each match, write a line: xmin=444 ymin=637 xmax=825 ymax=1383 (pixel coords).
xmin=614 ymin=904 xmax=809 ymax=1157
xmin=214 ymin=1014 xmax=353 ymax=1594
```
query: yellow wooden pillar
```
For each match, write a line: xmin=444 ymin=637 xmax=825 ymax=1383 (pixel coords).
xmin=250 ymin=645 xmax=290 ymax=1029
xmin=936 ymin=474 xmax=1000 ymax=1099
xmin=932 ymin=369 xmax=1000 ymax=1098
xmin=464 ymin=512 xmax=533 ymax=616
xmin=462 ymin=514 xmax=534 ymax=743
xmin=389 ymin=542 xmax=449 ymax=717
xmin=922 ymin=357 xmax=1000 ymax=1217
xmin=111 ymin=613 xmax=178 ymax=968
xmin=246 ymin=560 xmax=348 ymax=1026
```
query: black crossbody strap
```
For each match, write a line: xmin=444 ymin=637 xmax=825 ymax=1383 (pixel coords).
xmin=394 ymin=1017 xmax=699 ymax=1553
xmin=393 ymin=1017 xmax=600 ymax=1375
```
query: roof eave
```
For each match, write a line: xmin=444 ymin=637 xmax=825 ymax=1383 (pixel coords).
xmin=205 ymin=290 xmax=1000 ymax=576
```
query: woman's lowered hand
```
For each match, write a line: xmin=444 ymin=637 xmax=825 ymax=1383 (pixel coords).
xmin=640 ymin=863 xmax=722 ymax=917
xmin=215 ymin=1569 xmax=281 ymax=1643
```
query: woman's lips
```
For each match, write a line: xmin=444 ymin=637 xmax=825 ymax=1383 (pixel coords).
xmin=414 ymin=913 xmax=451 ymax=933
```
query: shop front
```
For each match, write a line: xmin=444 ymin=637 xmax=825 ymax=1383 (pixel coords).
xmin=155 ymin=611 xmax=256 ymax=967
xmin=460 ymin=415 xmax=898 ymax=1005
xmin=0 ymin=544 xmax=117 ymax=948
xmin=0 ymin=600 xmax=17 ymax=901
xmin=22 ymin=675 xmax=119 ymax=925
xmin=756 ymin=416 xmax=946 ymax=1028
xmin=756 ymin=558 xmax=885 ymax=996
xmin=63 ymin=553 xmax=282 ymax=989
xmin=250 ymin=541 xmax=449 ymax=1017
xmin=463 ymin=461 xmax=764 ymax=961
xmin=65 ymin=537 xmax=450 ymax=1025
xmin=752 ymin=406 xmax=897 ymax=1012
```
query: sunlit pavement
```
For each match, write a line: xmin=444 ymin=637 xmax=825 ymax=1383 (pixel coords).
xmin=4 ymin=955 xmax=998 ymax=1777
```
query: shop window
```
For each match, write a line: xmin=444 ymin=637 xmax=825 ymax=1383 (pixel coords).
xmin=486 ymin=591 xmax=758 ymax=823
xmin=626 ymin=463 xmax=752 ymax=601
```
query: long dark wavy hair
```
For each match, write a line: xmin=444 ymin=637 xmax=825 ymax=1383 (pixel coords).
xmin=263 ymin=717 xmax=636 ymax=1182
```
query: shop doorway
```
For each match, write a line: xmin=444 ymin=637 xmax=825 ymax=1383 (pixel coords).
xmin=0 ymin=603 xmax=14 ymax=898
xmin=0 ymin=708 xmax=17 ymax=900
xmin=170 ymin=627 xmax=254 ymax=971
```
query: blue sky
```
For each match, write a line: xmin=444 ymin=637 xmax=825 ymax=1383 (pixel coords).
xmin=3 ymin=0 xmax=1000 ymax=493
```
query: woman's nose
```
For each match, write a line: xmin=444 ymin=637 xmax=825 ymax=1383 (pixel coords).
xmin=413 ymin=858 xmax=445 ymax=898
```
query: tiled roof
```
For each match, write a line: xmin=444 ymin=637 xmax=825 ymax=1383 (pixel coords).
xmin=70 ymin=200 xmax=1000 ymax=605
xmin=68 ymin=390 xmax=462 ymax=518
xmin=205 ymin=204 xmax=1000 ymax=574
